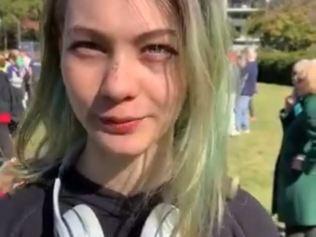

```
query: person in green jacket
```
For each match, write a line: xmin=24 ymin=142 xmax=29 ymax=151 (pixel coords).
xmin=272 ymin=60 xmax=309 ymax=217
xmin=277 ymin=62 xmax=316 ymax=237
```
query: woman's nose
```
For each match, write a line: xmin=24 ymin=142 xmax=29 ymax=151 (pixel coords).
xmin=100 ymin=57 xmax=140 ymax=103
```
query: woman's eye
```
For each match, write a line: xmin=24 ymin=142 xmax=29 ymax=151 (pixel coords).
xmin=141 ymin=44 xmax=178 ymax=61
xmin=69 ymin=41 xmax=105 ymax=56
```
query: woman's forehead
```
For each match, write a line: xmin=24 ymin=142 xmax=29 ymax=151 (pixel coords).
xmin=64 ymin=0 xmax=177 ymax=36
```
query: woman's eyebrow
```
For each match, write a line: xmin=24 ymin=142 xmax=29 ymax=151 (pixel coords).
xmin=67 ymin=25 xmax=177 ymax=37
xmin=134 ymin=29 xmax=177 ymax=43
xmin=66 ymin=25 xmax=177 ymax=45
xmin=67 ymin=25 xmax=106 ymax=40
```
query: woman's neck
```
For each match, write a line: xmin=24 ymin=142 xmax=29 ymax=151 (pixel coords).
xmin=76 ymin=137 xmax=172 ymax=196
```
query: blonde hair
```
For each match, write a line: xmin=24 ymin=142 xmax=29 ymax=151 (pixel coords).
xmin=303 ymin=61 xmax=316 ymax=94
xmin=292 ymin=59 xmax=310 ymax=84
xmin=15 ymin=0 xmax=231 ymax=236
xmin=245 ymin=47 xmax=257 ymax=62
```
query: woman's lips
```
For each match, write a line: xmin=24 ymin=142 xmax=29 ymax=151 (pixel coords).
xmin=98 ymin=117 xmax=143 ymax=135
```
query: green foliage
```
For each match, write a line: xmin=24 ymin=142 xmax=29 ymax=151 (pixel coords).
xmin=0 ymin=0 xmax=42 ymax=22
xmin=257 ymin=47 xmax=316 ymax=85
xmin=247 ymin=1 xmax=316 ymax=51
xmin=0 ymin=0 xmax=42 ymax=48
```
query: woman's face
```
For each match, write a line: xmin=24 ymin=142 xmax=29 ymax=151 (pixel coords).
xmin=60 ymin=0 xmax=182 ymax=157
xmin=293 ymin=68 xmax=309 ymax=97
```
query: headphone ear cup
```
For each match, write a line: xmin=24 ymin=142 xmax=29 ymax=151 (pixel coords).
xmin=140 ymin=203 xmax=180 ymax=237
xmin=62 ymin=206 xmax=87 ymax=237
xmin=65 ymin=204 xmax=105 ymax=237
xmin=54 ymin=222 xmax=72 ymax=237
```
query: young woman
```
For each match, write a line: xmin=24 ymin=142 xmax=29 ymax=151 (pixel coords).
xmin=0 ymin=0 xmax=278 ymax=236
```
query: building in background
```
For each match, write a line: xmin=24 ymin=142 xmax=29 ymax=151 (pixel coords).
xmin=226 ymin=0 xmax=269 ymax=50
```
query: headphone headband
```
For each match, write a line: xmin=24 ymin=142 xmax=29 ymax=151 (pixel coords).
xmin=52 ymin=140 xmax=179 ymax=237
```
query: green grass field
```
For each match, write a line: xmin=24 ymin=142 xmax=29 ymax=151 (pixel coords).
xmin=228 ymin=83 xmax=291 ymax=211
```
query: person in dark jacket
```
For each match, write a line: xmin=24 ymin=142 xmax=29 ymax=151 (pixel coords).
xmin=235 ymin=47 xmax=258 ymax=134
xmin=0 ymin=0 xmax=278 ymax=236
xmin=274 ymin=61 xmax=316 ymax=237
xmin=6 ymin=50 xmax=26 ymax=135
xmin=272 ymin=59 xmax=311 ymax=216
xmin=0 ymin=54 xmax=15 ymax=161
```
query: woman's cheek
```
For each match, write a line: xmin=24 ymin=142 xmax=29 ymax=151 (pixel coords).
xmin=148 ymin=73 xmax=181 ymax=128
xmin=61 ymin=59 xmax=99 ymax=122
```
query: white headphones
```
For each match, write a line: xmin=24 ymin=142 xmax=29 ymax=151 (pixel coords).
xmin=52 ymin=142 xmax=180 ymax=237
xmin=53 ymin=177 xmax=179 ymax=237
xmin=53 ymin=177 xmax=105 ymax=237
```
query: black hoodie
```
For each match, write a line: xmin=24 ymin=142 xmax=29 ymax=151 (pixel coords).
xmin=0 ymin=71 xmax=12 ymax=114
xmin=0 ymin=164 xmax=279 ymax=237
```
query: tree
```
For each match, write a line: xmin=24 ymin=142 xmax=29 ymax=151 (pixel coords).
xmin=247 ymin=0 xmax=316 ymax=51
xmin=0 ymin=0 xmax=42 ymax=49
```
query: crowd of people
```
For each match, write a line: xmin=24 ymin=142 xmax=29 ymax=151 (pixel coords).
xmin=229 ymin=47 xmax=259 ymax=136
xmin=0 ymin=50 xmax=34 ymax=162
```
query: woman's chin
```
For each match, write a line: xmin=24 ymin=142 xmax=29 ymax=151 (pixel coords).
xmin=91 ymin=131 xmax=154 ymax=159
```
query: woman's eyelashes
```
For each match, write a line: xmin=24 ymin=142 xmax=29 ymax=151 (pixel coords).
xmin=141 ymin=44 xmax=179 ymax=62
